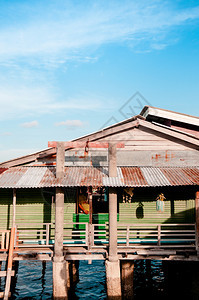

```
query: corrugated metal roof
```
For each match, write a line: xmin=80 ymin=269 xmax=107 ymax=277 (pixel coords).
xmin=0 ymin=166 xmax=198 ymax=188
xmin=142 ymin=167 xmax=170 ymax=186
xmin=0 ymin=167 xmax=55 ymax=188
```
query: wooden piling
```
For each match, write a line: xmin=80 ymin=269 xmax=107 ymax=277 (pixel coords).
xmin=106 ymin=143 xmax=121 ymax=299
xmin=108 ymin=143 xmax=118 ymax=262
xmin=53 ymin=142 xmax=68 ymax=299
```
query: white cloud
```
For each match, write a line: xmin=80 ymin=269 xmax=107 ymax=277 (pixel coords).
xmin=0 ymin=132 xmax=12 ymax=136
xmin=0 ymin=1 xmax=198 ymax=66
xmin=0 ymin=85 xmax=102 ymax=120
xmin=21 ymin=120 xmax=39 ymax=128
xmin=55 ymin=119 xmax=86 ymax=129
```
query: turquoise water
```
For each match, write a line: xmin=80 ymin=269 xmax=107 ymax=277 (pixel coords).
xmin=1 ymin=260 xmax=199 ymax=299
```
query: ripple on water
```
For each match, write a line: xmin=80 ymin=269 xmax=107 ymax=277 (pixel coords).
xmin=0 ymin=259 xmax=198 ymax=299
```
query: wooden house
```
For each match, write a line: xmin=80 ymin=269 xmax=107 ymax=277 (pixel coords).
xmin=0 ymin=105 xmax=199 ymax=249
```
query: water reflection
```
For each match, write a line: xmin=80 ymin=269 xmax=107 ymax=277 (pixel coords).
xmin=0 ymin=260 xmax=199 ymax=299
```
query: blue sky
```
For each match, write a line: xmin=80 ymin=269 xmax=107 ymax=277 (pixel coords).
xmin=0 ymin=0 xmax=199 ymax=162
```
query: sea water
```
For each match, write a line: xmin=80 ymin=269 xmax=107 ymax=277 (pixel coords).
xmin=1 ymin=260 xmax=199 ymax=299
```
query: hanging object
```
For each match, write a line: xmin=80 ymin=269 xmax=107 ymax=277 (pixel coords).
xmin=84 ymin=139 xmax=89 ymax=156
xmin=156 ymin=193 xmax=166 ymax=212
xmin=123 ymin=187 xmax=134 ymax=203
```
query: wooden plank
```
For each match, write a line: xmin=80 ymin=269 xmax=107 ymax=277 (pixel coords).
xmin=4 ymin=227 xmax=15 ymax=300
xmin=5 ymin=232 xmax=9 ymax=250
xmin=139 ymin=119 xmax=199 ymax=149
xmin=48 ymin=141 xmax=125 ymax=148
xmin=0 ymin=254 xmax=7 ymax=261
xmin=64 ymin=254 xmax=105 ymax=260
xmin=1 ymin=232 xmax=5 ymax=249
xmin=72 ymin=119 xmax=140 ymax=143
xmin=0 ymin=292 xmax=11 ymax=299
xmin=0 ymin=271 xmax=15 ymax=277
xmin=136 ymin=250 xmax=176 ymax=255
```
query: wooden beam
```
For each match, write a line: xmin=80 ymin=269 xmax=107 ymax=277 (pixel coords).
xmin=88 ymin=187 xmax=93 ymax=250
xmin=108 ymin=143 xmax=118 ymax=262
xmin=0 ymin=148 xmax=55 ymax=168
xmin=56 ymin=142 xmax=65 ymax=179
xmin=0 ymin=271 xmax=15 ymax=277
xmin=139 ymin=119 xmax=199 ymax=149
xmin=48 ymin=141 xmax=125 ymax=148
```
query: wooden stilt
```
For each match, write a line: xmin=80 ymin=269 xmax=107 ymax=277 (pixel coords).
xmin=53 ymin=142 xmax=68 ymax=300
xmin=106 ymin=143 xmax=121 ymax=299
xmin=108 ymin=143 xmax=118 ymax=262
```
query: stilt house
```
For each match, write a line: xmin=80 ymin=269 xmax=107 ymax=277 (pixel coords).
xmin=0 ymin=106 xmax=199 ymax=250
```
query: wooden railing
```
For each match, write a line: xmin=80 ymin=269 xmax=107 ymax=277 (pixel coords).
xmin=0 ymin=230 xmax=10 ymax=251
xmin=16 ymin=222 xmax=89 ymax=247
xmin=117 ymin=223 xmax=196 ymax=248
xmin=12 ymin=222 xmax=196 ymax=249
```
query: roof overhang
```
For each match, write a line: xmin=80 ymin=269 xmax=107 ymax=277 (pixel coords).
xmin=140 ymin=106 xmax=199 ymax=127
xmin=0 ymin=166 xmax=198 ymax=188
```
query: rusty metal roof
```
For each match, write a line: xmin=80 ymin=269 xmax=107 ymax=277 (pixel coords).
xmin=0 ymin=166 xmax=198 ymax=188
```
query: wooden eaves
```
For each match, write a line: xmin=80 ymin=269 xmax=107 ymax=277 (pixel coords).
xmin=140 ymin=105 xmax=199 ymax=127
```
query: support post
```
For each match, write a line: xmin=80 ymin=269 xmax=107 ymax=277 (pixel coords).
xmin=53 ymin=142 xmax=68 ymax=299
xmin=12 ymin=189 xmax=16 ymax=228
xmin=106 ymin=143 xmax=121 ymax=299
xmin=88 ymin=187 xmax=93 ymax=250
xmin=121 ymin=261 xmax=134 ymax=299
xmin=108 ymin=143 xmax=118 ymax=261
xmin=195 ymin=191 xmax=199 ymax=254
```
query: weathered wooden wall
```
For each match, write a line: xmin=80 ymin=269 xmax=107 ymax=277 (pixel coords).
xmin=0 ymin=188 xmax=76 ymax=230
xmin=118 ymin=187 xmax=195 ymax=224
xmin=58 ymin=127 xmax=199 ymax=167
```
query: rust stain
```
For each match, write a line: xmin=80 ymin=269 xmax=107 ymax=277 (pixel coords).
xmin=152 ymin=152 xmax=175 ymax=162
xmin=0 ymin=168 xmax=8 ymax=174
xmin=152 ymin=154 xmax=162 ymax=160
xmin=165 ymin=151 xmax=169 ymax=162
xmin=155 ymin=154 xmax=161 ymax=160
xmin=121 ymin=167 xmax=148 ymax=186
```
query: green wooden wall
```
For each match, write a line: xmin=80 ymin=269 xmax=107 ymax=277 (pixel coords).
xmin=0 ymin=186 xmax=196 ymax=231
xmin=118 ymin=186 xmax=196 ymax=224
xmin=0 ymin=188 xmax=76 ymax=230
